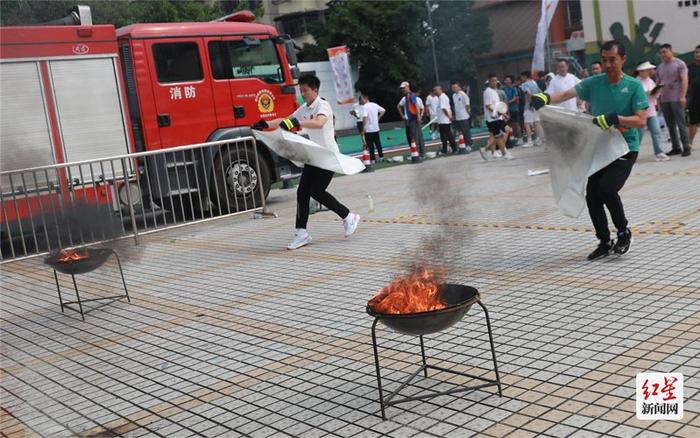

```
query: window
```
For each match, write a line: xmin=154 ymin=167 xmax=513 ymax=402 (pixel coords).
xmin=275 ymin=11 xmax=325 ymax=38
xmin=281 ymin=15 xmax=305 ymax=38
xmin=567 ymin=0 xmax=583 ymax=27
xmin=152 ymin=43 xmax=203 ymax=83
xmin=208 ymin=39 xmax=284 ymax=83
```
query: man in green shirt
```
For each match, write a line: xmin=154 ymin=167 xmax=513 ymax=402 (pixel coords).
xmin=532 ymin=40 xmax=648 ymax=260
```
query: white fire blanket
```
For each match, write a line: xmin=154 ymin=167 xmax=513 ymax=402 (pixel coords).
xmin=540 ymin=106 xmax=629 ymax=218
xmin=253 ymin=129 xmax=365 ymax=175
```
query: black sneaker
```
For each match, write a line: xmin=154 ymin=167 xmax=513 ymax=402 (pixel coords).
xmin=667 ymin=149 xmax=682 ymax=156
xmin=681 ymin=148 xmax=691 ymax=157
xmin=613 ymin=229 xmax=632 ymax=255
xmin=587 ymin=240 xmax=614 ymax=260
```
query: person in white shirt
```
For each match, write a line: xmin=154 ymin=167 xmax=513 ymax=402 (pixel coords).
xmin=450 ymin=81 xmax=472 ymax=151
xmin=480 ymin=73 xmax=514 ymax=160
xmin=360 ymin=94 xmax=386 ymax=162
xmin=433 ymin=85 xmax=457 ymax=154
xmin=349 ymin=98 xmax=366 ymax=148
xmin=519 ymin=70 xmax=546 ymax=146
xmin=425 ymin=90 xmax=440 ymax=139
xmin=258 ymin=75 xmax=360 ymax=250
xmin=414 ymin=88 xmax=426 ymax=156
xmin=546 ymin=59 xmax=582 ymax=111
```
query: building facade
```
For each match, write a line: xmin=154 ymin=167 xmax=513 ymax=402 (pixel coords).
xmin=259 ymin=0 xmax=328 ymax=46
xmin=473 ymin=0 xmax=583 ymax=82
xmin=581 ymin=0 xmax=700 ymax=68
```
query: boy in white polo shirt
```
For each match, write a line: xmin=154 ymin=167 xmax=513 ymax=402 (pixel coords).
xmin=256 ymin=75 xmax=360 ymax=250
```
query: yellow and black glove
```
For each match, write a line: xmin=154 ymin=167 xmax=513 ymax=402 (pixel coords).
xmin=279 ymin=117 xmax=301 ymax=131
xmin=592 ymin=113 xmax=620 ymax=130
xmin=531 ymin=92 xmax=550 ymax=110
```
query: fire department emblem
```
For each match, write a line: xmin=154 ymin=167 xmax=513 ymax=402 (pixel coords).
xmin=72 ymin=44 xmax=89 ymax=55
xmin=255 ymin=89 xmax=275 ymax=113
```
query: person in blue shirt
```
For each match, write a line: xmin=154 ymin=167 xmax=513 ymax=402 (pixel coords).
xmin=532 ymin=40 xmax=648 ymax=260
xmin=503 ymin=75 xmax=521 ymax=141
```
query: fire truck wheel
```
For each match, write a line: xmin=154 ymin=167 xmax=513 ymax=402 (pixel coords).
xmin=211 ymin=145 xmax=270 ymax=213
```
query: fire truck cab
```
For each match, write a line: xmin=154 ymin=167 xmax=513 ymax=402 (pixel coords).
xmin=0 ymin=6 xmax=300 ymax=244
xmin=116 ymin=17 xmax=301 ymax=200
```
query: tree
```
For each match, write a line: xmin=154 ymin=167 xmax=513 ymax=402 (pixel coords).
xmin=304 ymin=0 xmax=429 ymax=121
xmin=420 ymin=0 xmax=491 ymax=89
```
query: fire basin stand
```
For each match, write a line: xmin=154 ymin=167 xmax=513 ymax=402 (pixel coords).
xmin=46 ymin=248 xmax=130 ymax=320
xmin=369 ymin=285 xmax=501 ymax=419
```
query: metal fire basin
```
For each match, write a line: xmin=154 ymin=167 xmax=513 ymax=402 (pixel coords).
xmin=45 ymin=247 xmax=130 ymax=321
xmin=367 ymin=284 xmax=502 ymax=420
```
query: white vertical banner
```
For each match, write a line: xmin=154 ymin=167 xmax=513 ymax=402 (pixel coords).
xmin=531 ymin=0 xmax=560 ymax=72
xmin=326 ymin=45 xmax=354 ymax=105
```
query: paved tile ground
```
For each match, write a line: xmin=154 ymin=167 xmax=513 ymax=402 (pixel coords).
xmin=1 ymin=136 xmax=699 ymax=437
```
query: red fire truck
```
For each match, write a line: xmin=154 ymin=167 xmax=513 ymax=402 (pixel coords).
xmin=0 ymin=6 xmax=299 ymax=241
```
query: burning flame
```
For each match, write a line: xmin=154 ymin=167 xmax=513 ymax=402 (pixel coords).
xmin=368 ymin=267 xmax=447 ymax=314
xmin=56 ymin=248 xmax=89 ymax=263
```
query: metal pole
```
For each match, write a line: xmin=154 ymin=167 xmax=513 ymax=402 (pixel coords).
xmin=426 ymin=0 xmax=439 ymax=84
xmin=545 ymin=29 xmax=550 ymax=72
xmin=121 ymin=158 xmax=139 ymax=246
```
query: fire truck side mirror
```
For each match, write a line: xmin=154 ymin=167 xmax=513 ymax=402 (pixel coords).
xmin=290 ymin=66 xmax=300 ymax=80
xmin=284 ymin=39 xmax=298 ymax=66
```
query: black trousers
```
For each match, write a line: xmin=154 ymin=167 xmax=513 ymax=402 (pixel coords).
xmin=586 ymin=152 xmax=637 ymax=242
xmin=365 ymin=131 xmax=384 ymax=160
xmin=453 ymin=118 xmax=472 ymax=145
xmin=296 ymin=165 xmax=349 ymax=229
xmin=438 ymin=123 xmax=457 ymax=153
xmin=660 ymin=102 xmax=690 ymax=151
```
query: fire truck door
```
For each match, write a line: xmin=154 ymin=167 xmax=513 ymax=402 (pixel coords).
xmin=147 ymin=39 xmax=217 ymax=148
xmin=209 ymin=36 xmax=287 ymax=126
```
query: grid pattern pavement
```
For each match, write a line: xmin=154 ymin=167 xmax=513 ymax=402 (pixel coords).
xmin=1 ymin=138 xmax=699 ymax=437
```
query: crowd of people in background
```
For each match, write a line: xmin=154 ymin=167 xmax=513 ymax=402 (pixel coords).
xmin=350 ymin=43 xmax=699 ymax=164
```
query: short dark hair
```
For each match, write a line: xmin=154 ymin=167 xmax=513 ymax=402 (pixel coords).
xmin=659 ymin=43 xmax=672 ymax=51
xmin=505 ymin=75 xmax=515 ymax=82
xmin=600 ymin=40 xmax=626 ymax=57
xmin=520 ymin=70 xmax=531 ymax=78
xmin=450 ymin=80 xmax=461 ymax=86
xmin=298 ymin=74 xmax=320 ymax=90
xmin=591 ymin=61 xmax=602 ymax=67
xmin=488 ymin=72 xmax=498 ymax=79
xmin=557 ymin=58 xmax=569 ymax=66
xmin=696 ymin=44 xmax=700 ymax=50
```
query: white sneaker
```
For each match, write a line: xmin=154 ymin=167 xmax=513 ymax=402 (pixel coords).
xmin=521 ymin=141 xmax=534 ymax=148
xmin=655 ymin=152 xmax=670 ymax=161
xmin=503 ymin=152 xmax=515 ymax=160
xmin=494 ymin=150 xmax=503 ymax=158
xmin=287 ymin=229 xmax=312 ymax=250
xmin=343 ymin=213 xmax=360 ymax=237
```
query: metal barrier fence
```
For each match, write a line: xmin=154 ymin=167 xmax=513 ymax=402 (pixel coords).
xmin=1 ymin=136 xmax=266 ymax=262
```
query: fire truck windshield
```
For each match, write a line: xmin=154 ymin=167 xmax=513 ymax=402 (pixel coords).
xmin=209 ymin=39 xmax=285 ymax=84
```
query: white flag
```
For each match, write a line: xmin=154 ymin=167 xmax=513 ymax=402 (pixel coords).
xmin=327 ymin=46 xmax=354 ymax=105
xmin=531 ymin=0 xmax=559 ymax=72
